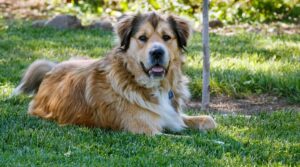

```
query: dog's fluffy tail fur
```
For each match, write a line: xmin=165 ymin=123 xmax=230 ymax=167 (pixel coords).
xmin=12 ymin=60 xmax=57 ymax=96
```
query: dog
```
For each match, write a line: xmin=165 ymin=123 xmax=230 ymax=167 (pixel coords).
xmin=13 ymin=12 xmax=217 ymax=135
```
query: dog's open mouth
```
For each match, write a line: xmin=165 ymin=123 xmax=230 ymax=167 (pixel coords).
xmin=140 ymin=62 xmax=166 ymax=77
xmin=149 ymin=65 xmax=165 ymax=77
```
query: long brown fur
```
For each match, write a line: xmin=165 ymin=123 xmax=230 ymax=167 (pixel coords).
xmin=15 ymin=12 xmax=217 ymax=135
xmin=12 ymin=60 xmax=56 ymax=95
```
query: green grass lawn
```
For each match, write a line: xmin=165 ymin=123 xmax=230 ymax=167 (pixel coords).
xmin=0 ymin=21 xmax=299 ymax=166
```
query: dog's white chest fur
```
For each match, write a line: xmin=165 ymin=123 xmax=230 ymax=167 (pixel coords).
xmin=155 ymin=91 xmax=186 ymax=132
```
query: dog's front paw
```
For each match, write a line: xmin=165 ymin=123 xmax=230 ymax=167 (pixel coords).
xmin=198 ymin=115 xmax=217 ymax=131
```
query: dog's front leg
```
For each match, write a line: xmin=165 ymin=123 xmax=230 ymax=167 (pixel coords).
xmin=122 ymin=112 xmax=162 ymax=135
xmin=124 ymin=120 xmax=162 ymax=135
xmin=181 ymin=114 xmax=217 ymax=131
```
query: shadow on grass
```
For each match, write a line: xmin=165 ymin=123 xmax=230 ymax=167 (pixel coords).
xmin=186 ymin=65 xmax=300 ymax=103
xmin=189 ymin=33 xmax=300 ymax=62
xmin=218 ymin=111 xmax=300 ymax=165
xmin=187 ymin=32 xmax=300 ymax=103
xmin=0 ymin=25 xmax=114 ymax=85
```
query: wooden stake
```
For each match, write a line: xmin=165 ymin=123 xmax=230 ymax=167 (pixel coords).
xmin=201 ymin=0 xmax=210 ymax=111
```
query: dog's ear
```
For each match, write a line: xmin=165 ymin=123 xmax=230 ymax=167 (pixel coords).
xmin=116 ymin=14 xmax=142 ymax=51
xmin=167 ymin=15 xmax=192 ymax=51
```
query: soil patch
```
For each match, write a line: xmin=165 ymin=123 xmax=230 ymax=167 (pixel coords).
xmin=188 ymin=95 xmax=300 ymax=115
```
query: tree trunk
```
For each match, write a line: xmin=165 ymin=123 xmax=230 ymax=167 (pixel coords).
xmin=201 ymin=0 xmax=210 ymax=111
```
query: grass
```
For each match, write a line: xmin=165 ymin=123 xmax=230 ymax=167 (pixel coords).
xmin=1 ymin=97 xmax=299 ymax=166
xmin=0 ymin=21 xmax=299 ymax=166
xmin=0 ymin=21 xmax=299 ymax=103
xmin=187 ymin=33 xmax=300 ymax=103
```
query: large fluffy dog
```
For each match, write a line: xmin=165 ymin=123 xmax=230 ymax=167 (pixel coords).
xmin=14 ymin=12 xmax=216 ymax=135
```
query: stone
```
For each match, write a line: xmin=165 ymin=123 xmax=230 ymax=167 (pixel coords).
xmin=87 ymin=20 xmax=113 ymax=31
xmin=44 ymin=14 xmax=82 ymax=29
xmin=31 ymin=19 xmax=46 ymax=28
xmin=209 ymin=19 xmax=224 ymax=28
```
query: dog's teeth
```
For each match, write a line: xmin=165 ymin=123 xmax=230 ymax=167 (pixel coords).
xmin=151 ymin=67 xmax=164 ymax=72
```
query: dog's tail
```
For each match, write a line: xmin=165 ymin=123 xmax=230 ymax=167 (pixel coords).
xmin=12 ymin=60 xmax=57 ymax=96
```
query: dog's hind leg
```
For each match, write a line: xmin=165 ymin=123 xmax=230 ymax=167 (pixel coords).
xmin=181 ymin=114 xmax=217 ymax=131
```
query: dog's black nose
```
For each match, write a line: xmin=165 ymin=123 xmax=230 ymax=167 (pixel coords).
xmin=150 ymin=47 xmax=165 ymax=63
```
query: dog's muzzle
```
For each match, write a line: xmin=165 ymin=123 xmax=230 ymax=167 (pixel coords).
xmin=141 ymin=44 xmax=169 ymax=78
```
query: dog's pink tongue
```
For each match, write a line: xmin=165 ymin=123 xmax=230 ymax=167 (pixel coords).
xmin=151 ymin=66 xmax=164 ymax=72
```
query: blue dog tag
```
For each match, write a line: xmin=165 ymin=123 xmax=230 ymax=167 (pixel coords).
xmin=168 ymin=90 xmax=174 ymax=100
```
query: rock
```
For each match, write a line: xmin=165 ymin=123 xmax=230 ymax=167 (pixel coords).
xmin=87 ymin=20 xmax=113 ymax=31
xmin=31 ymin=19 xmax=46 ymax=28
xmin=44 ymin=14 xmax=82 ymax=29
xmin=209 ymin=19 xmax=224 ymax=28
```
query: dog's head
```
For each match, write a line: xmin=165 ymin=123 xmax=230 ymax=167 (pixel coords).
xmin=115 ymin=12 xmax=191 ymax=87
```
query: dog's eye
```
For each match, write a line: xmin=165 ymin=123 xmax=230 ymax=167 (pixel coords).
xmin=162 ymin=35 xmax=171 ymax=41
xmin=138 ymin=35 xmax=148 ymax=42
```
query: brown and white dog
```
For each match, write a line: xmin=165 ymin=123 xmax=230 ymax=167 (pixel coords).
xmin=13 ymin=12 xmax=216 ymax=135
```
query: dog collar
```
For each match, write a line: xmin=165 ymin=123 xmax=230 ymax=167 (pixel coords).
xmin=168 ymin=90 xmax=174 ymax=100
